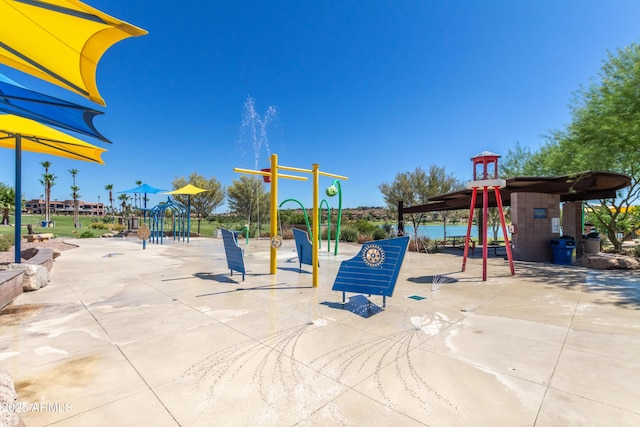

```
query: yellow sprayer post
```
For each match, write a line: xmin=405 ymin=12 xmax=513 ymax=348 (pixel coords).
xmin=270 ymin=154 xmax=278 ymax=274
xmin=234 ymin=155 xmax=306 ymax=275
xmin=312 ymin=164 xmax=320 ymax=287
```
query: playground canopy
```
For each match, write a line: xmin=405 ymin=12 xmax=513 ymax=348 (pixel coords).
xmin=0 ymin=0 xmax=147 ymax=106
xmin=1 ymin=114 xmax=107 ymax=263
xmin=0 ymin=114 xmax=106 ymax=163
xmin=165 ymin=184 xmax=208 ymax=243
xmin=0 ymin=73 xmax=109 ymax=142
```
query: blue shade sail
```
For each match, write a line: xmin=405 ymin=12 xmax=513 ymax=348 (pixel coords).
xmin=118 ymin=184 xmax=166 ymax=194
xmin=0 ymin=72 xmax=109 ymax=142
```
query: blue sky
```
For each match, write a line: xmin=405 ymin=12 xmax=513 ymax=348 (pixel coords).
xmin=2 ymin=0 xmax=640 ymax=211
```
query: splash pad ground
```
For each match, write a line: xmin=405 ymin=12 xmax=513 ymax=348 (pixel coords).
xmin=2 ymin=236 xmax=639 ymax=426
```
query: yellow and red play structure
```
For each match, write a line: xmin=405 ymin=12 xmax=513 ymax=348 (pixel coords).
xmin=234 ymin=154 xmax=347 ymax=287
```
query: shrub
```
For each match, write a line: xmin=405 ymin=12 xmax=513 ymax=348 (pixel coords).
xmin=372 ymin=228 xmax=387 ymax=240
xmin=0 ymin=234 xmax=14 ymax=252
xmin=340 ymin=226 xmax=358 ymax=242
xmin=111 ymin=224 xmax=125 ymax=233
xmin=89 ymin=221 xmax=110 ymax=230
xmin=425 ymin=238 xmax=441 ymax=254
xmin=357 ymin=234 xmax=373 ymax=244
xmin=79 ymin=231 xmax=94 ymax=238
xmin=354 ymin=219 xmax=377 ymax=235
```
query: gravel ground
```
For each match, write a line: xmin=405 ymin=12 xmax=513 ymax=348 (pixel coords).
xmin=0 ymin=239 xmax=78 ymax=265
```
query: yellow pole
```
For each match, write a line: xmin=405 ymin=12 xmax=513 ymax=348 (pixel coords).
xmin=270 ymin=154 xmax=278 ymax=274
xmin=312 ymin=163 xmax=319 ymax=287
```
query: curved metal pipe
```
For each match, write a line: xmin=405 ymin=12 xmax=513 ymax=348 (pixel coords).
xmin=279 ymin=198 xmax=312 ymax=238
xmin=319 ymin=198 xmax=331 ymax=252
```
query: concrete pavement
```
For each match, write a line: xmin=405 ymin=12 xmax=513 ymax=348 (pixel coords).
xmin=1 ymin=236 xmax=639 ymax=426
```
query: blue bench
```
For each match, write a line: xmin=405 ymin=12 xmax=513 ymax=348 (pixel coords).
xmin=221 ymin=229 xmax=246 ymax=281
xmin=332 ymin=235 xmax=410 ymax=308
xmin=292 ymin=228 xmax=315 ymax=271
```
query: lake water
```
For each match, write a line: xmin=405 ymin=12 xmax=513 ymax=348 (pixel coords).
xmin=403 ymin=224 xmax=505 ymax=240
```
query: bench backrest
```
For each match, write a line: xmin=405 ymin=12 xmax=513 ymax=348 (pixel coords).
xmin=332 ymin=235 xmax=410 ymax=297
xmin=221 ymin=229 xmax=245 ymax=279
xmin=292 ymin=227 xmax=313 ymax=268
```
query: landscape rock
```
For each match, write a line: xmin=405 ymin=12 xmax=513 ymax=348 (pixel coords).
xmin=6 ymin=263 xmax=50 ymax=291
xmin=0 ymin=369 xmax=25 ymax=427
xmin=581 ymin=253 xmax=640 ymax=270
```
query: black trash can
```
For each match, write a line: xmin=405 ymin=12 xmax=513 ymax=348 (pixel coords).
xmin=550 ymin=236 xmax=576 ymax=265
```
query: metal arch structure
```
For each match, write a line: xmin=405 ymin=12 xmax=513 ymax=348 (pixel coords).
xmin=148 ymin=197 xmax=188 ymax=245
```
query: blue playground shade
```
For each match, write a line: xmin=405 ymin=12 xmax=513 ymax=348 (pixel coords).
xmin=0 ymin=73 xmax=109 ymax=142
xmin=118 ymin=184 xmax=166 ymax=195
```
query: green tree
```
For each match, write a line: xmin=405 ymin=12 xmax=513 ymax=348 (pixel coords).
xmin=378 ymin=165 xmax=463 ymax=249
xmin=171 ymin=172 xmax=226 ymax=234
xmin=227 ymin=175 xmax=269 ymax=236
xmin=39 ymin=161 xmax=56 ymax=223
xmin=504 ymin=42 xmax=640 ymax=251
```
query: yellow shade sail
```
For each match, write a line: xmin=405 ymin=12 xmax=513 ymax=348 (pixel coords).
xmin=166 ymin=184 xmax=209 ymax=195
xmin=0 ymin=0 xmax=147 ymax=106
xmin=0 ymin=114 xmax=106 ymax=163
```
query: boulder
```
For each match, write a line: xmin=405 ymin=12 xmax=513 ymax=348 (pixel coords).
xmin=581 ymin=253 xmax=640 ymax=270
xmin=6 ymin=263 xmax=50 ymax=291
xmin=0 ymin=369 xmax=25 ymax=427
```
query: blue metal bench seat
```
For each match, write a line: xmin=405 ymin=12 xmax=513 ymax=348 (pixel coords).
xmin=332 ymin=235 xmax=410 ymax=308
xmin=221 ymin=228 xmax=246 ymax=281
xmin=292 ymin=227 xmax=316 ymax=271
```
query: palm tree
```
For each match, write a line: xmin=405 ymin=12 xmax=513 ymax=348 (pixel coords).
xmin=135 ymin=180 xmax=142 ymax=214
xmin=69 ymin=169 xmax=80 ymax=227
xmin=0 ymin=183 xmax=15 ymax=225
xmin=104 ymin=184 xmax=114 ymax=221
xmin=39 ymin=161 xmax=56 ymax=223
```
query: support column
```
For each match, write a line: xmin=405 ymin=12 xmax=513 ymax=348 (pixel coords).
xmin=269 ymin=154 xmax=278 ymax=274
xmin=312 ymin=164 xmax=319 ymax=287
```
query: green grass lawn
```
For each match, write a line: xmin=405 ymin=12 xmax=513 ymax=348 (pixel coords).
xmin=0 ymin=214 xmax=225 ymax=239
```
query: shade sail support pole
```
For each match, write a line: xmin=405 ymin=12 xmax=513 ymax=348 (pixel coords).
xmin=14 ymin=134 xmax=22 ymax=263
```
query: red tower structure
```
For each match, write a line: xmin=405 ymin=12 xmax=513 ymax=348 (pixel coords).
xmin=462 ymin=151 xmax=515 ymax=281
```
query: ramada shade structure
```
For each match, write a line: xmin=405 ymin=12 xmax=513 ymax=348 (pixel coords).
xmin=401 ymin=171 xmax=632 ymax=214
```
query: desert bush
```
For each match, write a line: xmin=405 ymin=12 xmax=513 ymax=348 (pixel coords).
xmin=425 ymin=238 xmax=441 ymax=254
xmin=357 ymin=234 xmax=373 ymax=244
xmin=0 ymin=234 xmax=14 ymax=252
xmin=372 ymin=228 xmax=387 ymax=240
xmin=111 ymin=224 xmax=125 ymax=233
xmin=340 ymin=226 xmax=358 ymax=242
xmin=354 ymin=219 xmax=377 ymax=235
xmin=89 ymin=221 xmax=110 ymax=230
xmin=408 ymin=236 xmax=434 ymax=253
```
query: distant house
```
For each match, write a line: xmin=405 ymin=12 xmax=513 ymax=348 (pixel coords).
xmin=25 ymin=199 xmax=105 ymax=216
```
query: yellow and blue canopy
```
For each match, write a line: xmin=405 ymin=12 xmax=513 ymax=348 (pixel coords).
xmin=0 ymin=0 xmax=147 ymax=106
xmin=0 ymin=114 xmax=106 ymax=163
xmin=0 ymin=72 xmax=109 ymax=142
